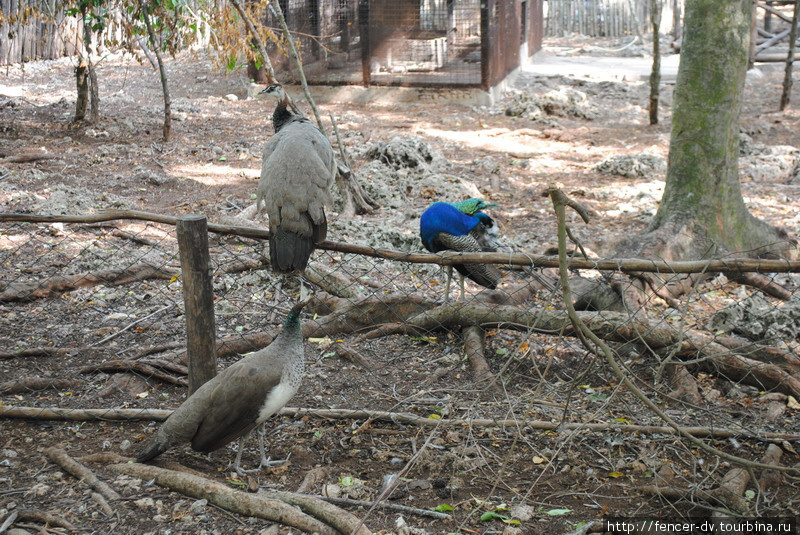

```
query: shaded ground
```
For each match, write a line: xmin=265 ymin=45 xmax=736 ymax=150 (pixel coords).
xmin=1 ymin=36 xmax=799 ymax=534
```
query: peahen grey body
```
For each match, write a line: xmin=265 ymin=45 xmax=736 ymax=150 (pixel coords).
xmin=136 ymin=300 xmax=308 ymax=472
xmin=256 ymin=84 xmax=336 ymax=273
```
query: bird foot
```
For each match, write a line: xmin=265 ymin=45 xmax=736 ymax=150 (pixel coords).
xmin=233 ymin=453 xmax=291 ymax=476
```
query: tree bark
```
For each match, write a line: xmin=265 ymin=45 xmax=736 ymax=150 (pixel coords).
xmin=74 ymin=61 xmax=89 ymax=122
xmin=79 ymin=3 xmax=100 ymax=124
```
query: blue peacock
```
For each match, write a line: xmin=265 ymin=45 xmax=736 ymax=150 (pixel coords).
xmin=419 ymin=198 xmax=502 ymax=300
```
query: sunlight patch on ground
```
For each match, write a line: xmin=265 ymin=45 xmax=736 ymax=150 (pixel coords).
xmin=417 ymin=126 xmax=564 ymax=157
xmin=171 ymin=163 xmax=259 ymax=186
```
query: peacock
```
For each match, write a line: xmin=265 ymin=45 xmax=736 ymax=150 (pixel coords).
xmin=419 ymin=198 xmax=502 ymax=300
xmin=256 ymin=83 xmax=336 ymax=273
xmin=136 ymin=299 xmax=308 ymax=474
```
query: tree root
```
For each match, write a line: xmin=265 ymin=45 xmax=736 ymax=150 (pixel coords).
xmin=727 ymin=272 xmax=792 ymax=300
xmin=665 ymin=363 xmax=702 ymax=405
xmin=109 ymin=463 xmax=372 ymax=535
xmin=43 ymin=447 xmax=121 ymax=501
xmin=463 ymin=325 xmax=498 ymax=387
xmin=0 ymin=377 xmax=72 ymax=395
xmin=0 ymin=262 xmax=176 ymax=302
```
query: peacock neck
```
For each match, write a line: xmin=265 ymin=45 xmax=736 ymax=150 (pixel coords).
xmin=272 ymin=97 xmax=294 ymax=132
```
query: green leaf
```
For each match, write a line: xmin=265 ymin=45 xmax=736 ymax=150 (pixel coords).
xmin=226 ymin=479 xmax=246 ymax=487
xmin=495 ymin=348 xmax=507 ymax=356
xmin=226 ymin=55 xmax=237 ymax=71
xmin=339 ymin=476 xmax=354 ymax=487
xmin=545 ymin=508 xmax=572 ymax=516
xmin=432 ymin=504 xmax=454 ymax=512
xmin=480 ymin=512 xmax=506 ymax=522
xmin=745 ymin=489 xmax=755 ymax=500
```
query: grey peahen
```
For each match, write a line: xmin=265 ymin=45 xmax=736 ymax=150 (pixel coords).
xmin=136 ymin=299 xmax=308 ymax=473
xmin=419 ymin=198 xmax=502 ymax=300
xmin=256 ymin=83 xmax=336 ymax=273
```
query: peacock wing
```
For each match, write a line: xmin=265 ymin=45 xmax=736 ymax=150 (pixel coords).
xmin=190 ymin=360 xmax=281 ymax=453
xmin=435 ymin=232 xmax=501 ymax=290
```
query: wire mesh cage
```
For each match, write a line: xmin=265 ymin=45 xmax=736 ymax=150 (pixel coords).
xmin=270 ymin=0 xmax=543 ymax=88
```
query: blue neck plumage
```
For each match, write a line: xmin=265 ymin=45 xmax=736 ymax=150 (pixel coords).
xmin=420 ymin=202 xmax=482 ymax=251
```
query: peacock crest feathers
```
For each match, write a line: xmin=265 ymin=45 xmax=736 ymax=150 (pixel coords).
xmin=451 ymin=198 xmax=496 ymax=216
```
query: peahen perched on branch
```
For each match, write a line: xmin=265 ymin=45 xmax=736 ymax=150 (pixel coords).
xmin=256 ymin=83 xmax=336 ymax=273
xmin=419 ymin=198 xmax=502 ymax=300
xmin=136 ymin=299 xmax=308 ymax=474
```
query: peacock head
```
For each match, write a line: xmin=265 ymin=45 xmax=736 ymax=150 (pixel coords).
xmin=451 ymin=198 xmax=497 ymax=216
xmin=259 ymin=83 xmax=287 ymax=103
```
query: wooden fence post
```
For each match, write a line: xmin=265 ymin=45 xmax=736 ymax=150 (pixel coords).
xmin=177 ymin=215 xmax=217 ymax=394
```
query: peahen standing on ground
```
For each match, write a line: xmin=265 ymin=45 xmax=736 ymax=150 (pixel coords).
xmin=419 ymin=198 xmax=502 ymax=300
xmin=136 ymin=299 xmax=308 ymax=474
xmin=256 ymin=83 xmax=336 ymax=273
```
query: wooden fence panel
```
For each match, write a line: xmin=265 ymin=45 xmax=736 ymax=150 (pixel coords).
xmin=546 ymin=0 xmax=654 ymax=38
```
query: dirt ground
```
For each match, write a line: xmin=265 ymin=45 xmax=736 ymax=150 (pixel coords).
xmin=1 ymin=36 xmax=799 ymax=535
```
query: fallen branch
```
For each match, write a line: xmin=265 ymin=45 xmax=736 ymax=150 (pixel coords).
xmin=356 ymin=301 xmax=800 ymax=397
xmin=0 ymin=152 xmax=59 ymax=163
xmin=304 ymin=262 xmax=359 ymax=298
xmin=109 ymin=463 xmax=372 ymax=535
xmin=296 ymin=466 xmax=332 ymax=493
xmin=43 ymin=447 xmax=121 ymax=501
xmin=314 ymin=494 xmax=450 ymax=520
xmin=78 ymin=360 xmax=187 ymax=386
xmin=0 ymin=377 xmax=71 ymax=395
xmin=705 ymin=468 xmax=750 ymax=515
xmin=4 ymin=211 xmax=800 ymax=273
xmin=0 ymin=262 xmax=176 ymax=302
xmin=758 ymin=444 xmax=784 ymax=492
xmin=0 ymin=347 xmax=96 ymax=360
xmin=11 ymin=509 xmax=75 ymax=530
xmin=4 ymin=405 xmax=800 ymax=442
xmin=0 ymin=406 xmax=172 ymax=421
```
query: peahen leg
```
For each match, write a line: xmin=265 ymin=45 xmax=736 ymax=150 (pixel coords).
xmin=231 ymin=424 xmax=290 ymax=475
xmin=443 ymin=266 xmax=453 ymax=302
xmin=458 ymin=272 xmax=466 ymax=300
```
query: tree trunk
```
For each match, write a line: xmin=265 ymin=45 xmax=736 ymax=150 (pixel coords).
xmin=779 ymin=0 xmax=799 ymax=111
xmin=618 ymin=0 xmax=794 ymax=264
xmin=649 ymin=0 xmax=662 ymax=125
xmin=601 ymin=0 xmax=797 ymax=311
xmin=79 ymin=4 xmax=100 ymax=123
xmin=139 ymin=0 xmax=172 ymax=142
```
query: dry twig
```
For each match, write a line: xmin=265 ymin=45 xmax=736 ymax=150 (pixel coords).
xmin=43 ymin=447 xmax=121 ymax=501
